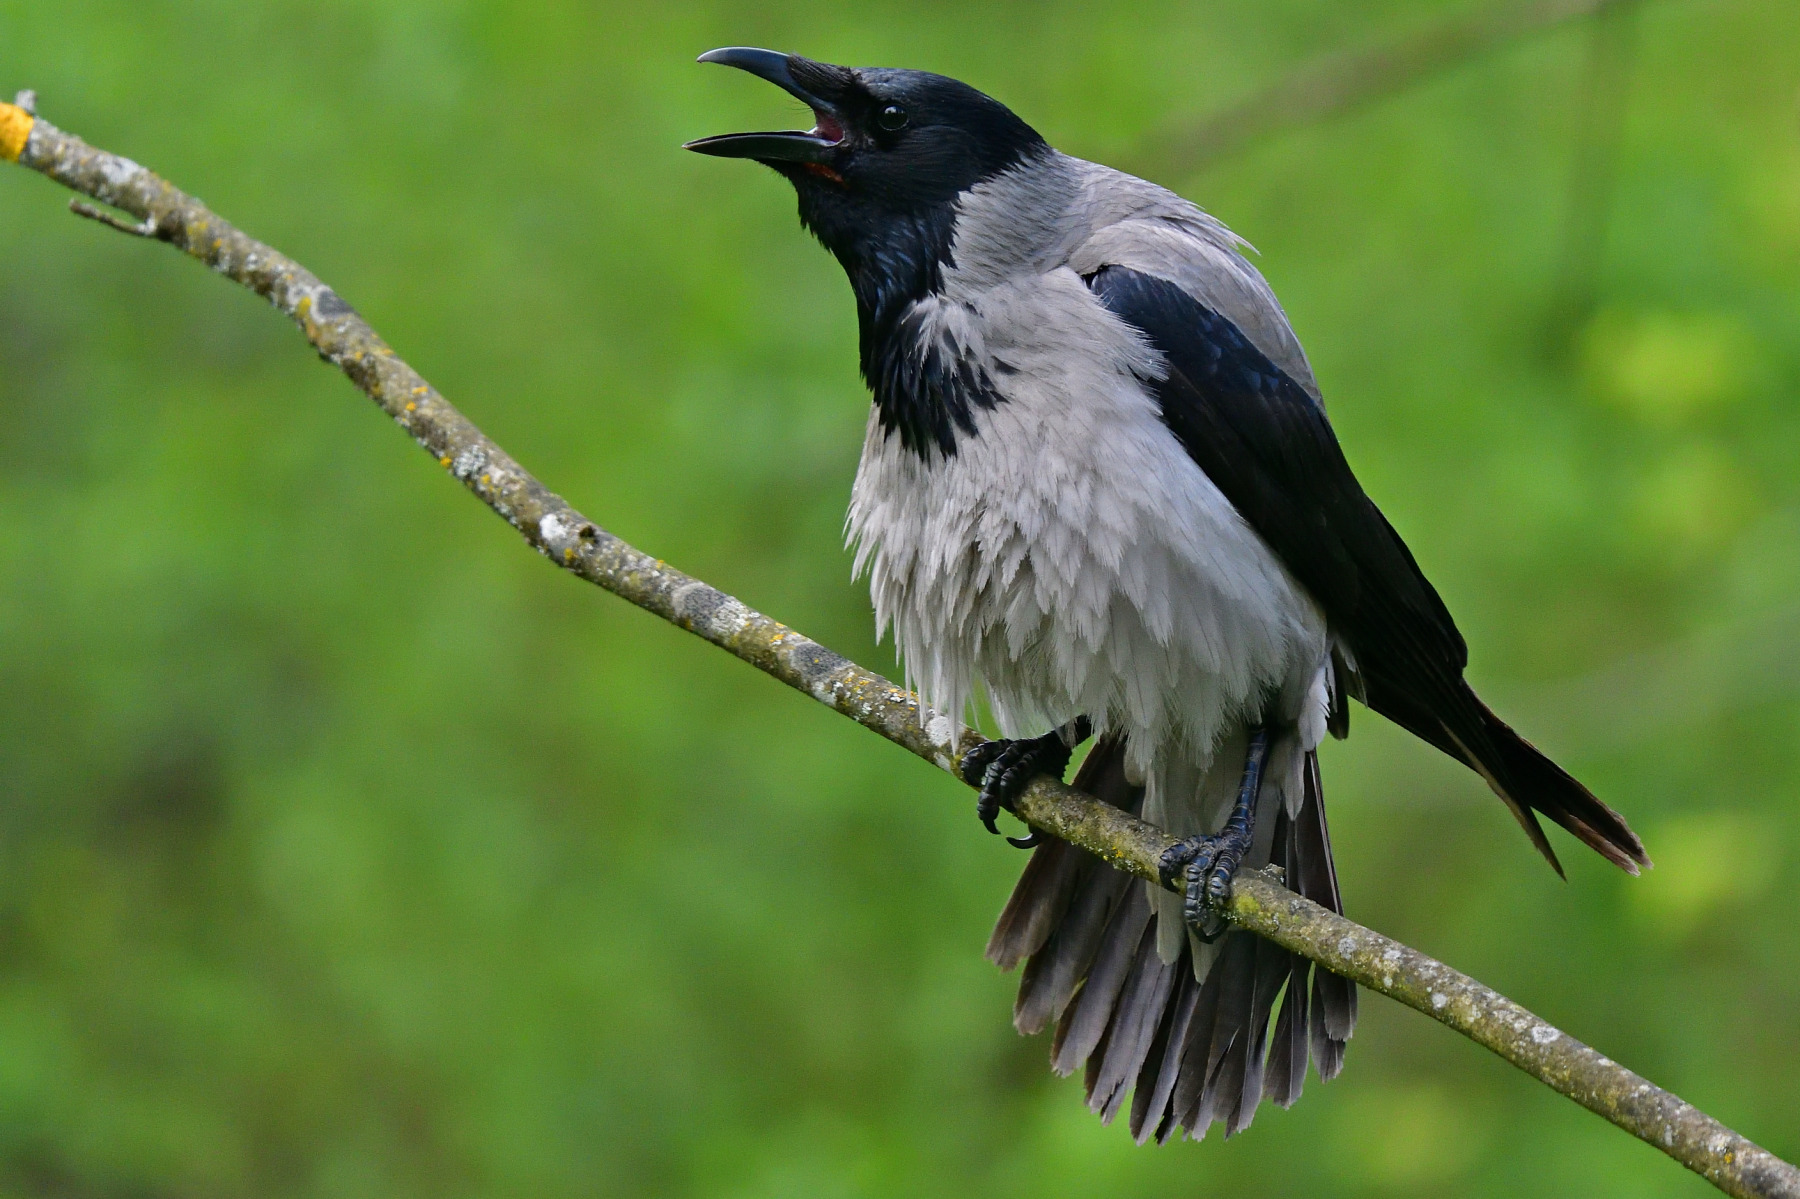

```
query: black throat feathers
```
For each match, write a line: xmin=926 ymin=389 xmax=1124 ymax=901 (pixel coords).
xmin=798 ymin=193 xmax=1005 ymax=459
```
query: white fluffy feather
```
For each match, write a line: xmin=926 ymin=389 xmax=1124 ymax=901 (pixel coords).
xmin=846 ymin=152 xmax=1336 ymax=967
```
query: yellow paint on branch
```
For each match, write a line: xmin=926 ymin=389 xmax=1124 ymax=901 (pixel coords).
xmin=0 ymin=103 xmax=32 ymax=163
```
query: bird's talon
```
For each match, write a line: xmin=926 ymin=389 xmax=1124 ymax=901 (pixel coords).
xmin=1206 ymin=858 xmax=1236 ymax=908
xmin=1182 ymin=861 xmax=1202 ymax=924
xmin=961 ymin=730 xmax=1076 ymax=843
xmin=1165 ymin=830 xmax=1244 ymax=936
xmin=1157 ymin=842 xmax=1190 ymax=890
xmin=1157 ymin=835 xmax=1211 ymax=891
xmin=959 ymin=741 xmax=1005 ymax=787
xmin=1182 ymin=859 xmax=1230 ymax=941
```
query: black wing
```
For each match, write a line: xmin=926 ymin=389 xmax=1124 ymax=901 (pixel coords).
xmin=1085 ymin=265 xmax=1646 ymax=874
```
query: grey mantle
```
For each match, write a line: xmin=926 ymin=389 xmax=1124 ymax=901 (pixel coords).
xmin=4 ymin=96 xmax=1795 ymax=1199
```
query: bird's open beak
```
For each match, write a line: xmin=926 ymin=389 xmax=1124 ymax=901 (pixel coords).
xmin=683 ymin=47 xmax=846 ymax=164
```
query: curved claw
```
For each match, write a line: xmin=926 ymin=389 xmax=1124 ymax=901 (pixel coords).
xmin=962 ymin=732 xmax=1071 ymax=843
xmin=977 ymin=782 xmax=1003 ymax=835
xmin=959 ymin=741 xmax=1006 ymax=787
xmin=1006 ymin=829 xmax=1043 ymax=849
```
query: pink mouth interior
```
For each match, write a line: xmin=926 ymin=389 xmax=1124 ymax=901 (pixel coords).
xmin=811 ymin=111 xmax=845 ymax=143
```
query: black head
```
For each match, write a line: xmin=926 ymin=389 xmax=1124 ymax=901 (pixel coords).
xmin=686 ymin=48 xmax=1046 ymax=236
xmin=687 ymin=50 xmax=1048 ymax=457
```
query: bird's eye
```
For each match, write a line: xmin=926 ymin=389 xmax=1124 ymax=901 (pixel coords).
xmin=877 ymin=104 xmax=908 ymax=131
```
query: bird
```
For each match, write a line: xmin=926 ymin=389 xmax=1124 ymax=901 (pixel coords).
xmin=686 ymin=47 xmax=1649 ymax=1142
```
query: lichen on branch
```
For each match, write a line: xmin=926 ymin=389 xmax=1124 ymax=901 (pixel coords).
xmin=4 ymin=96 xmax=1795 ymax=1199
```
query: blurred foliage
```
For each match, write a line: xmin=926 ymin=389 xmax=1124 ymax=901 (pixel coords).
xmin=1 ymin=1 xmax=1797 ymax=1196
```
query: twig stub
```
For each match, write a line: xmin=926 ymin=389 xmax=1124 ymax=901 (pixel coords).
xmin=69 ymin=198 xmax=160 ymax=238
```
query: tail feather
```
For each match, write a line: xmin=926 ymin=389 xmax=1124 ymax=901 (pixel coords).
xmin=1014 ymin=861 xmax=1132 ymax=1035
xmin=1263 ymin=955 xmax=1310 ymax=1108
xmin=1370 ymin=675 xmax=1650 ymax=875
xmin=1052 ymin=883 xmax=1151 ymax=1075
xmin=1165 ymin=940 xmax=1226 ymax=1132
xmin=1128 ymin=964 xmax=1200 ymax=1141
xmin=1232 ymin=934 xmax=1297 ymax=1134
xmin=1183 ymin=931 xmax=1256 ymax=1135
xmin=1291 ymin=752 xmax=1355 ymax=1069
xmin=1309 ymin=972 xmax=1348 ymax=1082
xmin=1088 ymin=922 xmax=1177 ymax=1122
xmin=985 ymin=836 xmax=1086 ymax=972
xmin=987 ymin=740 xmax=1141 ymax=970
xmin=995 ymin=734 xmax=1355 ymax=1141
xmin=1473 ymin=700 xmax=1650 ymax=874
xmin=1288 ymin=752 xmax=1345 ymax=915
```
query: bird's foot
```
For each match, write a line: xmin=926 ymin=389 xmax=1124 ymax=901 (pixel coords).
xmin=959 ymin=729 xmax=1075 ymax=850
xmin=1157 ymin=827 xmax=1254 ymax=940
xmin=1155 ymin=728 xmax=1270 ymax=941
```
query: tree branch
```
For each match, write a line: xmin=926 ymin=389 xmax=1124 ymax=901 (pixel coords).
xmin=4 ymin=96 xmax=1795 ymax=1199
xmin=1136 ymin=0 xmax=1625 ymax=177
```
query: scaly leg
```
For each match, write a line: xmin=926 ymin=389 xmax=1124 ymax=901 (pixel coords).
xmin=1156 ymin=728 xmax=1269 ymax=938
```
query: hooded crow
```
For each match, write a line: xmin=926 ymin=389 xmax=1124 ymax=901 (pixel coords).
xmin=688 ymin=48 xmax=1649 ymax=1141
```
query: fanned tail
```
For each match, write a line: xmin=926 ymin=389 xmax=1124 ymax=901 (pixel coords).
xmin=987 ymin=735 xmax=1355 ymax=1141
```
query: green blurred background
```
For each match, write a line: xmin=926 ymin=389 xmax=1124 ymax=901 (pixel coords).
xmin=1 ymin=1 xmax=1796 ymax=1195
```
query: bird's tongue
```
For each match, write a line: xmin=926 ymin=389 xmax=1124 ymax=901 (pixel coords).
xmin=812 ymin=111 xmax=845 ymax=143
